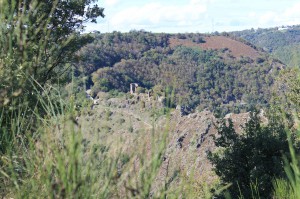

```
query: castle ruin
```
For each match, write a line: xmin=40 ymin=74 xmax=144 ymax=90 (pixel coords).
xmin=130 ymin=83 xmax=139 ymax=94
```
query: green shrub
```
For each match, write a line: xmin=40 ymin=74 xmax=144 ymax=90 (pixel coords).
xmin=105 ymin=110 xmax=112 ymax=121
xmin=208 ymin=111 xmax=290 ymax=198
xmin=118 ymin=118 xmax=126 ymax=124
xmin=128 ymin=125 xmax=134 ymax=133
xmin=136 ymin=87 xmax=146 ymax=94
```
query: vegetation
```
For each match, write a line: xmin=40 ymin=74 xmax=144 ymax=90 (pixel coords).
xmin=77 ymin=31 xmax=281 ymax=115
xmin=0 ymin=0 xmax=105 ymax=126
xmin=207 ymin=67 xmax=300 ymax=198
xmin=0 ymin=0 xmax=107 ymax=197
xmin=1 ymin=0 xmax=300 ymax=198
xmin=231 ymin=25 xmax=300 ymax=67
xmin=208 ymin=111 xmax=291 ymax=198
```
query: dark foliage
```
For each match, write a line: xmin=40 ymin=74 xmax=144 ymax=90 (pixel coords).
xmin=77 ymin=31 xmax=282 ymax=115
xmin=0 ymin=0 xmax=104 ymax=153
xmin=0 ymin=0 xmax=104 ymax=110
xmin=208 ymin=112 xmax=290 ymax=198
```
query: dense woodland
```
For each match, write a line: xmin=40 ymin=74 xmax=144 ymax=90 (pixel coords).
xmin=77 ymin=31 xmax=283 ymax=115
xmin=2 ymin=0 xmax=300 ymax=198
xmin=232 ymin=25 xmax=300 ymax=67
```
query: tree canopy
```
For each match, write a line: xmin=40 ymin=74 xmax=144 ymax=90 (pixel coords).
xmin=77 ymin=31 xmax=282 ymax=115
xmin=0 ymin=0 xmax=104 ymax=109
xmin=208 ymin=112 xmax=290 ymax=198
xmin=232 ymin=25 xmax=300 ymax=67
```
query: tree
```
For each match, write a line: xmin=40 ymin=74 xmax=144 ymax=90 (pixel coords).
xmin=208 ymin=111 xmax=290 ymax=198
xmin=0 ymin=0 xmax=104 ymax=109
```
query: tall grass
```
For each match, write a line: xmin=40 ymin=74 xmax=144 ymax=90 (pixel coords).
xmin=272 ymin=130 xmax=300 ymax=199
xmin=7 ymin=1 xmax=300 ymax=198
xmin=0 ymin=81 xmax=175 ymax=198
xmin=0 ymin=1 xmax=174 ymax=197
xmin=272 ymin=71 xmax=300 ymax=199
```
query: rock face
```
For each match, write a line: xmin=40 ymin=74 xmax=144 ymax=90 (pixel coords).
xmin=153 ymin=110 xmax=258 ymax=190
xmin=152 ymin=110 xmax=217 ymax=190
xmin=79 ymin=93 xmax=264 ymax=194
xmin=160 ymin=111 xmax=218 ymax=183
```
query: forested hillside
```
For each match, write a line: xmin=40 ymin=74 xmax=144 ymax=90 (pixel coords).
xmin=232 ymin=25 xmax=300 ymax=67
xmin=2 ymin=1 xmax=300 ymax=197
xmin=77 ymin=31 xmax=284 ymax=115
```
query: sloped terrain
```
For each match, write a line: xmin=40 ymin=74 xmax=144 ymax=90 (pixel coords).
xmin=231 ymin=25 xmax=300 ymax=66
xmin=78 ymin=31 xmax=284 ymax=116
xmin=77 ymin=92 xmax=257 ymax=194
xmin=169 ymin=35 xmax=261 ymax=59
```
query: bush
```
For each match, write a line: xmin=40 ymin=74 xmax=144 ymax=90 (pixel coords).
xmin=118 ymin=118 xmax=126 ymax=124
xmin=208 ymin=111 xmax=290 ymax=198
xmin=136 ymin=87 xmax=146 ymax=94
xmin=128 ymin=125 xmax=134 ymax=133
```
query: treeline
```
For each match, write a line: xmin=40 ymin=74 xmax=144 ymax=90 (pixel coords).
xmin=231 ymin=25 xmax=300 ymax=67
xmin=77 ymin=31 xmax=282 ymax=115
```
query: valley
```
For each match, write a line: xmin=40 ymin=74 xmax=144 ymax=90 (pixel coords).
xmin=1 ymin=1 xmax=300 ymax=197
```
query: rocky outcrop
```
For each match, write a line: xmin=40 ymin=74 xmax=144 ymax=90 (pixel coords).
xmin=80 ymin=92 xmax=268 ymax=194
xmin=154 ymin=110 xmax=218 ymax=189
xmin=154 ymin=110 xmax=266 ymax=190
